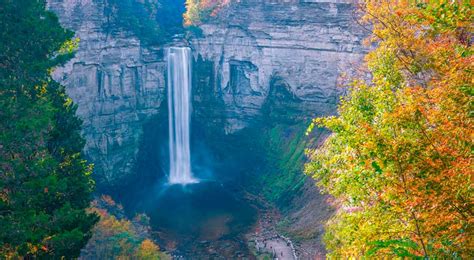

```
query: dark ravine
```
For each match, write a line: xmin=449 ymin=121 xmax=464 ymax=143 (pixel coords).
xmin=47 ymin=0 xmax=366 ymax=258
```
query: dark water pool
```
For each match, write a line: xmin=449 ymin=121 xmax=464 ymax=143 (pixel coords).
xmin=119 ymin=181 xmax=257 ymax=258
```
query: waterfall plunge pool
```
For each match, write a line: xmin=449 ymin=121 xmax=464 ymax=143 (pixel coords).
xmin=118 ymin=181 xmax=257 ymax=258
xmin=115 ymin=47 xmax=258 ymax=257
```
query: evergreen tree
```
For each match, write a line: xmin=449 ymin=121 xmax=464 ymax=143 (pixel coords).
xmin=0 ymin=0 xmax=98 ymax=257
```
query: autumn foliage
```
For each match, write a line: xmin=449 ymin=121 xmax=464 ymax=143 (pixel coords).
xmin=305 ymin=1 xmax=473 ymax=258
xmin=184 ymin=0 xmax=229 ymax=26
xmin=80 ymin=195 xmax=169 ymax=259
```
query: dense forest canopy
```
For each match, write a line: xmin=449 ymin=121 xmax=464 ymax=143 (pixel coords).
xmin=306 ymin=1 xmax=473 ymax=258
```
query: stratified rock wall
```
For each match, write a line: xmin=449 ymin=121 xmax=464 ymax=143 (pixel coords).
xmin=47 ymin=0 xmax=166 ymax=185
xmin=191 ymin=0 xmax=366 ymax=132
xmin=47 ymin=0 xmax=365 ymax=188
xmin=190 ymin=1 xmax=367 ymax=256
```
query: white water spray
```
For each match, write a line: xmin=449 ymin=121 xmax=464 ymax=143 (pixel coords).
xmin=167 ymin=47 xmax=197 ymax=185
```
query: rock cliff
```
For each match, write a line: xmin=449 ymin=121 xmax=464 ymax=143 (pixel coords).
xmin=189 ymin=1 xmax=367 ymax=256
xmin=47 ymin=0 xmax=366 ymax=189
xmin=47 ymin=0 xmax=166 ymax=185
xmin=47 ymin=0 xmax=367 ymax=257
xmin=191 ymin=0 xmax=366 ymax=132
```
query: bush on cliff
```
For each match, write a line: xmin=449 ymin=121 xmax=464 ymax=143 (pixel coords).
xmin=184 ymin=0 xmax=229 ymax=26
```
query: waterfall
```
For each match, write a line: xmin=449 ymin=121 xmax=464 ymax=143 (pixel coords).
xmin=167 ymin=47 xmax=197 ymax=184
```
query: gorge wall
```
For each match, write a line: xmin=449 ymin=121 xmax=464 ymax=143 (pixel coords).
xmin=47 ymin=0 xmax=367 ymax=257
xmin=189 ymin=1 xmax=367 ymax=256
xmin=47 ymin=0 xmax=366 ymax=205
xmin=47 ymin=0 xmax=167 ymax=186
xmin=191 ymin=0 xmax=366 ymax=132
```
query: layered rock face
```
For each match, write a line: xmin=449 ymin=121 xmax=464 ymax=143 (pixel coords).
xmin=46 ymin=0 xmax=366 ymax=256
xmin=191 ymin=0 xmax=366 ymax=132
xmin=190 ymin=1 xmax=367 ymax=256
xmin=47 ymin=0 xmax=166 ymax=185
xmin=47 ymin=0 xmax=366 ymax=188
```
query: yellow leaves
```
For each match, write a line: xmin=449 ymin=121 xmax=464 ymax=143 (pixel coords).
xmin=82 ymin=195 xmax=168 ymax=259
xmin=136 ymin=239 xmax=161 ymax=259
xmin=58 ymin=38 xmax=79 ymax=55
xmin=140 ymin=239 xmax=159 ymax=251
xmin=306 ymin=1 xmax=473 ymax=258
xmin=183 ymin=0 xmax=200 ymax=26
xmin=184 ymin=0 xmax=229 ymax=26
xmin=64 ymin=97 xmax=73 ymax=108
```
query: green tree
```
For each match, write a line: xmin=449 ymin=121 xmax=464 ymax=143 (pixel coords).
xmin=0 ymin=0 xmax=98 ymax=257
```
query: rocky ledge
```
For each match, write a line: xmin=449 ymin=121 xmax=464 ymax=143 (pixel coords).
xmin=47 ymin=0 xmax=166 ymax=185
xmin=191 ymin=0 xmax=367 ymax=132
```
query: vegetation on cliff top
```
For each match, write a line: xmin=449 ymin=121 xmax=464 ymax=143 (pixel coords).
xmin=306 ymin=1 xmax=473 ymax=258
xmin=184 ymin=0 xmax=229 ymax=25
xmin=0 ymin=0 xmax=98 ymax=257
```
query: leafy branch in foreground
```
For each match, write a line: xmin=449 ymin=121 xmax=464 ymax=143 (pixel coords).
xmin=305 ymin=1 xmax=473 ymax=258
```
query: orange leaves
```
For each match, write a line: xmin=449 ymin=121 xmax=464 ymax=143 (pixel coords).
xmin=100 ymin=194 xmax=115 ymax=206
xmin=306 ymin=1 xmax=473 ymax=258
xmin=81 ymin=195 xmax=167 ymax=259
xmin=184 ymin=0 xmax=229 ymax=25
xmin=137 ymin=239 xmax=161 ymax=258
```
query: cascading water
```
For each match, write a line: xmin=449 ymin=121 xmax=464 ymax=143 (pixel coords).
xmin=167 ymin=47 xmax=197 ymax=184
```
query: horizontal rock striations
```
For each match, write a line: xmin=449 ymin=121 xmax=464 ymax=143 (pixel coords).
xmin=47 ymin=0 xmax=166 ymax=185
xmin=191 ymin=0 xmax=367 ymax=132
